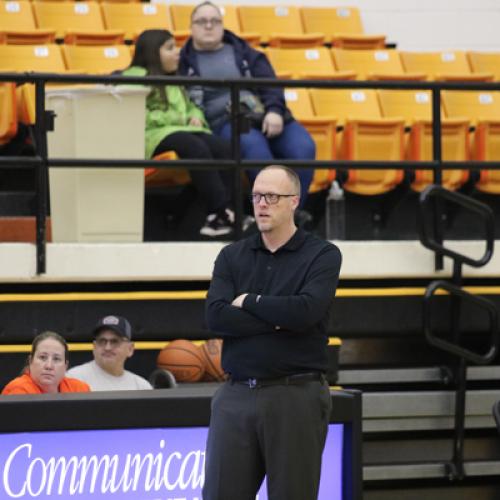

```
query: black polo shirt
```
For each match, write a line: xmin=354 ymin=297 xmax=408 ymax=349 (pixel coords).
xmin=205 ymin=228 xmax=342 ymax=380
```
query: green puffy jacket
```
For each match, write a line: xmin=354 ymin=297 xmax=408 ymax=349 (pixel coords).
xmin=122 ymin=66 xmax=211 ymax=158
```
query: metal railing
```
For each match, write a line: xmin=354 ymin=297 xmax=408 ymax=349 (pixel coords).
xmin=1 ymin=72 xmax=500 ymax=274
xmin=420 ymin=184 xmax=499 ymax=481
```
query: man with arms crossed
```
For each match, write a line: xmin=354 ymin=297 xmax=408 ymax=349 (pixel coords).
xmin=204 ymin=165 xmax=342 ymax=499
xmin=67 ymin=315 xmax=152 ymax=391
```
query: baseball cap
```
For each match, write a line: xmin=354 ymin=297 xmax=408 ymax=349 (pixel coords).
xmin=93 ymin=315 xmax=132 ymax=340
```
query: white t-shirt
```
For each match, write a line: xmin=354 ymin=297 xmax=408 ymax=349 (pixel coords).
xmin=67 ymin=360 xmax=152 ymax=391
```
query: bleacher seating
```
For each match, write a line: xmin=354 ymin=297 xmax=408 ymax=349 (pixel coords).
xmin=168 ymin=4 xmax=204 ymax=46
xmin=331 ymin=48 xmax=426 ymax=81
xmin=101 ymin=2 xmax=173 ymax=42
xmin=378 ymin=89 xmax=470 ymax=191
xmin=468 ymin=51 xmax=500 ymax=81
xmin=283 ymin=87 xmax=336 ymax=193
xmin=0 ymin=82 xmax=17 ymax=146
xmin=400 ymin=50 xmax=494 ymax=81
xmin=0 ymin=0 xmax=55 ymax=45
xmin=267 ymin=47 xmax=355 ymax=80
xmin=0 ymin=43 xmax=66 ymax=72
xmin=0 ymin=44 xmax=68 ymax=128
xmin=32 ymin=1 xmax=124 ymax=45
xmin=300 ymin=6 xmax=386 ymax=49
xmin=146 ymin=150 xmax=190 ymax=188
xmin=442 ymin=90 xmax=500 ymax=193
xmin=62 ymin=44 xmax=131 ymax=73
xmin=310 ymin=88 xmax=405 ymax=195
xmin=238 ymin=5 xmax=324 ymax=48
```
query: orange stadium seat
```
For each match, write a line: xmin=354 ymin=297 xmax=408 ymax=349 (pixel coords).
xmin=331 ymin=48 xmax=426 ymax=81
xmin=146 ymin=151 xmax=191 ymax=187
xmin=284 ymin=88 xmax=336 ymax=193
xmin=310 ymin=88 xmax=405 ymax=195
xmin=442 ymin=90 xmax=500 ymax=194
xmin=400 ymin=51 xmax=493 ymax=81
xmin=168 ymin=4 xmax=196 ymax=46
xmin=267 ymin=47 xmax=355 ymax=80
xmin=62 ymin=44 xmax=131 ymax=73
xmin=378 ymin=89 xmax=470 ymax=191
xmin=0 ymin=0 xmax=55 ymax=45
xmin=170 ymin=4 xmax=260 ymax=47
xmin=0 ymin=43 xmax=66 ymax=72
xmin=0 ymin=44 xmax=68 ymax=126
xmin=301 ymin=6 xmax=386 ymax=49
xmin=101 ymin=2 xmax=173 ymax=42
xmin=238 ymin=6 xmax=323 ymax=48
xmin=468 ymin=52 xmax=500 ymax=81
xmin=0 ymin=82 xmax=17 ymax=146
xmin=33 ymin=1 xmax=124 ymax=45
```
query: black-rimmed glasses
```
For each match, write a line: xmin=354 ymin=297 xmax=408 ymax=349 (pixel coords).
xmin=250 ymin=193 xmax=298 ymax=205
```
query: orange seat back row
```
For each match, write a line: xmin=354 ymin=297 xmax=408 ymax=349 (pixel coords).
xmin=0 ymin=2 xmax=385 ymax=48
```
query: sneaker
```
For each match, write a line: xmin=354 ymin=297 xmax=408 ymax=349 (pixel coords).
xmin=200 ymin=208 xmax=234 ymax=237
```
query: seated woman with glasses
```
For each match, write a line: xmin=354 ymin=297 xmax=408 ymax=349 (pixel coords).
xmin=1 ymin=331 xmax=90 ymax=395
xmin=122 ymin=29 xmax=235 ymax=237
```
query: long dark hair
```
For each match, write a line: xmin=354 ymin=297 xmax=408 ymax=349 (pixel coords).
xmin=130 ymin=29 xmax=174 ymax=105
xmin=131 ymin=29 xmax=174 ymax=76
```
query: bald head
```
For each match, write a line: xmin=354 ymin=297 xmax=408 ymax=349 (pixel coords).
xmin=256 ymin=165 xmax=301 ymax=199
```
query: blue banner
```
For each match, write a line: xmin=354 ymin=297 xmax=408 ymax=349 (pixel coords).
xmin=0 ymin=425 xmax=343 ymax=499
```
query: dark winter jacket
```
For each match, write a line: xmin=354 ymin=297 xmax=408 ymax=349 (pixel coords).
xmin=178 ymin=30 xmax=292 ymax=122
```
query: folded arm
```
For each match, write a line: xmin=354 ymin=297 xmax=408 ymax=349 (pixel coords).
xmin=240 ymin=246 xmax=342 ymax=332
xmin=206 ymin=251 xmax=274 ymax=337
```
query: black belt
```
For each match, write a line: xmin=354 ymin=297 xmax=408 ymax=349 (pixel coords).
xmin=230 ymin=372 xmax=325 ymax=389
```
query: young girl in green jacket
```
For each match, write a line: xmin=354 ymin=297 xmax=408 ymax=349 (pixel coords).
xmin=124 ymin=29 xmax=233 ymax=237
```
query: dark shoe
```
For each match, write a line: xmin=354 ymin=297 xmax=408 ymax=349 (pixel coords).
xmin=200 ymin=208 xmax=234 ymax=237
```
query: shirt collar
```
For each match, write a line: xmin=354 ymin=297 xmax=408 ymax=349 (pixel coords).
xmin=250 ymin=227 xmax=306 ymax=253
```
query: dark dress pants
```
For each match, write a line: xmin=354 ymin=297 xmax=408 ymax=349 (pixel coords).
xmin=202 ymin=378 xmax=332 ymax=500
xmin=153 ymin=131 xmax=232 ymax=213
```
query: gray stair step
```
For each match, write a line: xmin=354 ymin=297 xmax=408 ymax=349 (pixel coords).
xmin=364 ymin=460 xmax=500 ymax=481
xmin=338 ymin=365 xmax=500 ymax=385
xmin=362 ymin=390 xmax=499 ymax=432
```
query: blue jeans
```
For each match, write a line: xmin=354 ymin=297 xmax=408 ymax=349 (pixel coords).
xmin=216 ymin=120 xmax=315 ymax=207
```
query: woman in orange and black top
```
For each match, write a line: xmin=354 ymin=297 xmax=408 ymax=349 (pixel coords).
xmin=1 ymin=331 xmax=90 ymax=395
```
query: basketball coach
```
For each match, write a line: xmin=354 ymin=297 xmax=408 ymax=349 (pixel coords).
xmin=204 ymin=165 xmax=342 ymax=499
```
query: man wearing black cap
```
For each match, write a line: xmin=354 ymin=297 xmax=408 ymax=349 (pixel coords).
xmin=67 ymin=315 xmax=152 ymax=391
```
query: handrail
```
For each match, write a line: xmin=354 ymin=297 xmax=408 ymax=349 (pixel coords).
xmin=1 ymin=72 xmax=500 ymax=274
xmin=419 ymin=185 xmax=499 ymax=482
xmin=2 ymin=71 xmax=500 ymax=90
xmin=423 ymin=280 xmax=499 ymax=365
xmin=4 ymin=157 xmax=500 ymax=170
xmin=419 ymin=185 xmax=495 ymax=268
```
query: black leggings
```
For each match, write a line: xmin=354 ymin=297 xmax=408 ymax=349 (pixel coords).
xmin=153 ymin=132 xmax=232 ymax=213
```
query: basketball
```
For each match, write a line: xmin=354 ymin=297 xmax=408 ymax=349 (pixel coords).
xmin=199 ymin=339 xmax=225 ymax=382
xmin=157 ymin=339 xmax=205 ymax=382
